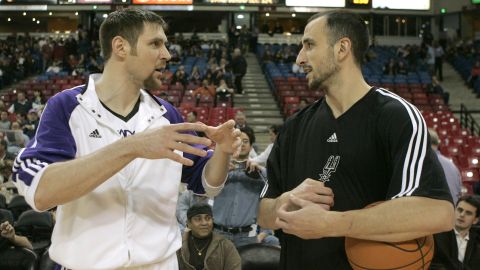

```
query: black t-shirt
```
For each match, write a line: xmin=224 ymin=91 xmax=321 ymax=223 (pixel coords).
xmin=263 ymin=87 xmax=453 ymax=270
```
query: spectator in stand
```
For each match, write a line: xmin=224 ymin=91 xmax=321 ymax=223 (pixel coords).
xmin=216 ymin=79 xmax=234 ymax=105
xmin=429 ymin=128 xmax=462 ymax=205
xmin=383 ymin=58 xmax=398 ymax=75
xmin=23 ymin=109 xmax=39 ymax=139
xmin=234 ymin=111 xmax=257 ymax=158
xmin=431 ymin=195 xmax=480 ymax=270
xmin=468 ymin=60 xmax=480 ymax=89
xmin=429 ymin=76 xmax=450 ymax=104
xmin=274 ymin=22 xmax=284 ymax=34
xmin=193 ymin=79 xmax=216 ymax=99
xmin=66 ymin=54 xmax=80 ymax=75
xmin=396 ymin=61 xmax=408 ymax=75
xmin=7 ymin=121 xmax=29 ymax=155
xmin=247 ymin=124 xmax=282 ymax=169
xmin=177 ymin=204 xmax=241 ymax=270
xmin=176 ymin=191 xmax=211 ymax=234
xmin=189 ymin=65 xmax=202 ymax=84
xmin=434 ymin=41 xmax=445 ymax=81
xmin=41 ymin=38 xmax=53 ymax=72
xmin=46 ymin=60 xmax=62 ymax=74
xmin=213 ymin=128 xmax=266 ymax=247
xmin=31 ymin=90 xmax=44 ymax=110
xmin=0 ymin=212 xmax=34 ymax=270
xmin=0 ymin=101 xmax=5 ymax=113
xmin=172 ymin=66 xmax=188 ymax=87
xmin=86 ymin=52 xmax=103 ymax=73
xmin=231 ymin=48 xmax=247 ymax=94
xmin=8 ymin=92 xmax=31 ymax=115
xmin=261 ymin=21 xmax=270 ymax=34
xmin=0 ymin=112 xmax=11 ymax=130
xmin=424 ymin=43 xmax=435 ymax=74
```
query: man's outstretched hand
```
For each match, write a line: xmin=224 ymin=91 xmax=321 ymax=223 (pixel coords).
xmin=205 ymin=120 xmax=242 ymax=156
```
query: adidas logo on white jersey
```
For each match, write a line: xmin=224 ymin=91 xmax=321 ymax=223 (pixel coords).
xmin=327 ymin=133 xmax=338 ymax=143
xmin=89 ymin=129 xmax=102 ymax=138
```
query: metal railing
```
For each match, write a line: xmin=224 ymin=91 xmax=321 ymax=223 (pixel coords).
xmin=460 ymin=104 xmax=480 ymax=136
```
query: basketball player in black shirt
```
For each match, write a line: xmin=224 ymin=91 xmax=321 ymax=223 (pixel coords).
xmin=258 ymin=10 xmax=454 ymax=270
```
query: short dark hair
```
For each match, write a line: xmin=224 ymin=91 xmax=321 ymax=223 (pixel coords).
xmin=308 ymin=10 xmax=369 ymax=66
xmin=269 ymin=124 xmax=282 ymax=136
xmin=240 ymin=127 xmax=255 ymax=145
xmin=99 ymin=7 xmax=167 ymax=61
xmin=458 ymin=195 xmax=480 ymax=217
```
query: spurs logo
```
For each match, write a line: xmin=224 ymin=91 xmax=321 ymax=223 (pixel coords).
xmin=319 ymin=155 xmax=340 ymax=182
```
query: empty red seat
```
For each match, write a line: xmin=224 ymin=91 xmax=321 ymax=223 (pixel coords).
xmin=284 ymin=96 xmax=300 ymax=105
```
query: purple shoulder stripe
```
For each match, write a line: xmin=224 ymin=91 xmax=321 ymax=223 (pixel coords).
xmin=12 ymin=85 xmax=83 ymax=186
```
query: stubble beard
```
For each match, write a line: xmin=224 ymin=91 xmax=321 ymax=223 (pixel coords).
xmin=308 ymin=62 xmax=339 ymax=91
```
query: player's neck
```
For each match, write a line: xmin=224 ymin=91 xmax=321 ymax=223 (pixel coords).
xmin=324 ymin=66 xmax=371 ymax=119
xmin=95 ymin=67 xmax=142 ymax=117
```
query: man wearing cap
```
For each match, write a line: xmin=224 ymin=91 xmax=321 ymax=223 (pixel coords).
xmin=177 ymin=204 xmax=241 ymax=270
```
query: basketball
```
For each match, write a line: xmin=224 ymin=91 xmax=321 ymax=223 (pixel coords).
xmin=345 ymin=202 xmax=434 ymax=270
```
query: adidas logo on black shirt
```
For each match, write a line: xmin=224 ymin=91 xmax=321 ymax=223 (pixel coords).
xmin=327 ymin=133 xmax=338 ymax=143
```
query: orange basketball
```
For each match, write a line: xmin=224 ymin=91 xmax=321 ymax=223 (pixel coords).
xmin=345 ymin=202 xmax=434 ymax=270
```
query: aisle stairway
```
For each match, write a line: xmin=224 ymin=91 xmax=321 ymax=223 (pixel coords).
xmin=235 ymin=53 xmax=283 ymax=151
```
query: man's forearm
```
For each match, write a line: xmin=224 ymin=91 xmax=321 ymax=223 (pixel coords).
xmin=330 ymin=197 xmax=454 ymax=242
xmin=34 ymin=138 xmax=137 ymax=211
xmin=258 ymin=196 xmax=286 ymax=230
xmin=11 ymin=235 xmax=33 ymax=249
xmin=204 ymin=146 xmax=230 ymax=187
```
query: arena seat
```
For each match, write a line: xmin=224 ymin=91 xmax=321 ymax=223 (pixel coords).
xmin=238 ymin=243 xmax=281 ymax=270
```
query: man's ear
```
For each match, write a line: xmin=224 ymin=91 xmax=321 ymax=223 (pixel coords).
xmin=111 ymin=36 xmax=128 ymax=59
xmin=335 ymin=37 xmax=352 ymax=62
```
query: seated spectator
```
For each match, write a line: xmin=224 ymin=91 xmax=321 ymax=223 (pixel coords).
xmin=396 ymin=61 xmax=408 ymax=75
xmin=172 ymin=66 xmax=188 ymax=87
xmin=189 ymin=66 xmax=202 ymax=83
xmin=176 ymin=190 xmax=211 ymax=233
xmin=0 ymin=112 xmax=11 ymax=130
xmin=193 ymin=79 xmax=216 ymax=99
xmin=176 ymin=204 xmax=241 ymax=270
xmin=0 ymin=101 xmax=6 ymax=113
xmin=46 ymin=60 xmax=62 ymax=74
xmin=428 ymin=76 xmax=450 ymax=104
xmin=23 ymin=109 xmax=39 ymax=139
xmin=383 ymin=58 xmax=398 ymax=75
xmin=431 ymin=195 xmax=480 ymax=269
xmin=31 ymin=90 xmax=44 ymax=110
xmin=0 ymin=211 xmax=34 ymax=270
xmin=186 ymin=111 xmax=205 ymax=136
xmin=216 ymin=79 xmax=234 ymax=104
xmin=170 ymin=49 xmax=181 ymax=64
xmin=7 ymin=122 xmax=29 ymax=155
xmin=256 ymin=228 xmax=280 ymax=247
xmin=468 ymin=60 xmax=480 ymax=89
xmin=8 ymin=92 xmax=31 ymax=115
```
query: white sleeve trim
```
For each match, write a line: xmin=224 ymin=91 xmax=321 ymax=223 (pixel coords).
xmin=201 ymin=164 xmax=226 ymax=197
xmin=18 ymin=164 xmax=50 ymax=212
